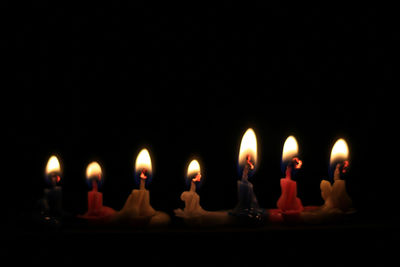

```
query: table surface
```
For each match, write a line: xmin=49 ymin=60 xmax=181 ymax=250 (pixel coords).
xmin=3 ymin=215 xmax=399 ymax=266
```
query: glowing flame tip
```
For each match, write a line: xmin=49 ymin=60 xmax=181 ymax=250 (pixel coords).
xmin=45 ymin=155 xmax=61 ymax=175
xmin=239 ymin=128 xmax=258 ymax=167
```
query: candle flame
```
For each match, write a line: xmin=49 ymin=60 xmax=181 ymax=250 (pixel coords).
xmin=330 ymin=138 xmax=349 ymax=167
xmin=135 ymin=148 xmax=152 ymax=175
xmin=187 ymin=159 xmax=201 ymax=181
xmin=45 ymin=155 xmax=61 ymax=175
xmin=282 ymin=136 xmax=299 ymax=163
xmin=86 ymin=161 xmax=102 ymax=180
xmin=239 ymin=128 xmax=257 ymax=168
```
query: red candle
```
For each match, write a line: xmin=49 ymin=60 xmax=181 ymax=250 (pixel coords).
xmin=86 ymin=162 xmax=103 ymax=216
xmin=79 ymin=161 xmax=116 ymax=222
xmin=277 ymin=156 xmax=303 ymax=212
xmin=270 ymin=136 xmax=304 ymax=222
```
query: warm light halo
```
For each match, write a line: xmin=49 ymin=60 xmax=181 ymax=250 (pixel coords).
xmin=45 ymin=155 xmax=61 ymax=175
xmin=135 ymin=148 xmax=152 ymax=174
xmin=86 ymin=161 xmax=102 ymax=179
xmin=238 ymin=128 xmax=258 ymax=167
xmin=330 ymin=138 xmax=349 ymax=166
xmin=282 ymin=135 xmax=299 ymax=163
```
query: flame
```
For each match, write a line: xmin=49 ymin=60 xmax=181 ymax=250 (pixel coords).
xmin=135 ymin=148 xmax=152 ymax=175
xmin=282 ymin=136 xmax=299 ymax=163
xmin=330 ymin=138 xmax=349 ymax=166
xmin=45 ymin=155 xmax=61 ymax=175
xmin=86 ymin=161 xmax=102 ymax=180
xmin=238 ymin=128 xmax=257 ymax=167
xmin=187 ymin=159 xmax=201 ymax=180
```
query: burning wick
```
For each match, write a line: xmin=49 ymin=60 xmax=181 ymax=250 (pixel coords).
xmin=140 ymin=168 xmax=147 ymax=190
xmin=242 ymin=154 xmax=255 ymax=181
xmin=285 ymin=157 xmax=302 ymax=179
xmin=190 ymin=173 xmax=202 ymax=192
xmin=334 ymin=160 xmax=349 ymax=180
xmin=49 ymin=174 xmax=61 ymax=187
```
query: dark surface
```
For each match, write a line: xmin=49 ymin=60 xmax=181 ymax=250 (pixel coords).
xmin=2 ymin=3 xmax=397 ymax=266
xmin=5 ymin=217 xmax=400 ymax=266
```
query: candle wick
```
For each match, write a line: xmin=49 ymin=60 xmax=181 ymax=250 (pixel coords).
xmin=190 ymin=173 xmax=201 ymax=192
xmin=242 ymin=155 xmax=254 ymax=181
xmin=342 ymin=160 xmax=349 ymax=173
xmin=140 ymin=168 xmax=147 ymax=190
xmin=246 ymin=155 xmax=255 ymax=170
xmin=50 ymin=174 xmax=59 ymax=187
xmin=192 ymin=173 xmax=201 ymax=182
xmin=140 ymin=168 xmax=147 ymax=180
xmin=293 ymin=157 xmax=302 ymax=169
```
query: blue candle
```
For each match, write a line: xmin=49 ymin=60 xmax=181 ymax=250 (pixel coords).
xmin=41 ymin=155 xmax=63 ymax=218
xmin=231 ymin=128 xmax=265 ymax=223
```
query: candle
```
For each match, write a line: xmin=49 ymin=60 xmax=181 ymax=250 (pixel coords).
xmin=230 ymin=128 xmax=266 ymax=223
xmin=320 ymin=138 xmax=353 ymax=211
xmin=41 ymin=155 xmax=63 ymax=218
xmin=86 ymin=162 xmax=103 ymax=214
xmin=174 ymin=159 xmax=232 ymax=226
xmin=301 ymin=138 xmax=355 ymax=224
xmin=276 ymin=136 xmax=304 ymax=213
xmin=110 ymin=148 xmax=170 ymax=227
xmin=78 ymin=161 xmax=116 ymax=222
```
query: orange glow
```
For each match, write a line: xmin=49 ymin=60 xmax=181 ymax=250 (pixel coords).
xmin=135 ymin=148 xmax=152 ymax=176
xmin=282 ymin=136 xmax=299 ymax=163
xmin=238 ymin=128 xmax=257 ymax=168
xmin=86 ymin=161 xmax=102 ymax=180
xmin=187 ymin=159 xmax=201 ymax=181
xmin=45 ymin=155 xmax=61 ymax=175
xmin=330 ymin=138 xmax=349 ymax=166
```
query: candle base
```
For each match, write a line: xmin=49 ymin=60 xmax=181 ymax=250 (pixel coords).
xmin=110 ymin=189 xmax=170 ymax=227
xmin=174 ymin=191 xmax=233 ymax=227
xmin=229 ymin=180 xmax=267 ymax=226
xmin=300 ymin=179 xmax=355 ymax=224
xmin=268 ymin=206 xmax=319 ymax=224
xmin=300 ymin=206 xmax=357 ymax=224
xmin=79 ymin=206 xmax=117 ymax=224
xmin=277 ymin=178 xmax=303 ymax=212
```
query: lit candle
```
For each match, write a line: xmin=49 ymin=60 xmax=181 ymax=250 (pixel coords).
xmin=276 ymin=135 xmax=304 ymax=213
xmin=42 ymin=155 xmax=63 ymax=218
xmin=110 ymin=148 xmax=170 ymax=227
xmin=231 ymin=128 xmax=266 ymax=223
xmin=175 ymin=159 xmax=206 ymax=218
xmin=86 ymin=161 xmax=103 ymax=214
xmin=301 ymin=138 xmax=355 ymax=224
xmin=320 ymin=138 xmax=353 ymax=211
xmin=174 ymin=158 xmax=232 ymax=226
xmin=79 ymin=161 xmax=116 ymax=222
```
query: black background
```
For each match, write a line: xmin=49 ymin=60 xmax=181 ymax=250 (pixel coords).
xmin=2 ymin=2 xmax=398 ymax=266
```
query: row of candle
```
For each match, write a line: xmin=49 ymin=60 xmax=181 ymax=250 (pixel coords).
xmin=40 ymin=128 xmax=353 ymax=226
